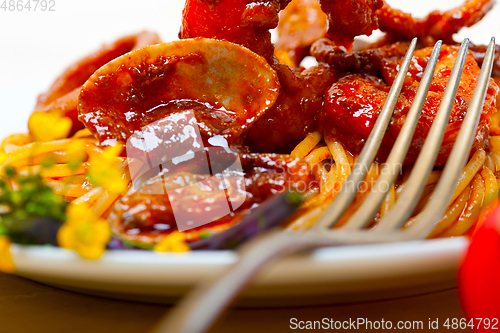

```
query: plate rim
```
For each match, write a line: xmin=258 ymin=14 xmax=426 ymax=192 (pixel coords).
xmin=10 ymin=237 xmax=469 ymax=305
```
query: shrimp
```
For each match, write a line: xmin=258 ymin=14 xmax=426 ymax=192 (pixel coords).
xmin=377 ymin=0 xmax=495 ymax=44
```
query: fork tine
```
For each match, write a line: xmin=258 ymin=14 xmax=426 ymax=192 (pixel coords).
xmin=395 ymin=37 xmax=497 ymax=237
xmin=341 ymin=40 xmax=443 ymax=231
xmin=154 ymin=40 xmax=419 ymax=333
xmin=155 ymin=38 xmax=497 ymax=333
xmin=373 ymin=39 xmax=471 ymax=232
xmin=311 ymin=38 xmax=418 ymax=231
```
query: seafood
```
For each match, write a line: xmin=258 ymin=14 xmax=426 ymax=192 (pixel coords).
xmin=319 ymin=44 xmax=499 ymax=167
xmin=276 ymin=0 xmax=327 ymax=67
xmin=180 ymin=0 xmax=290 ymax=62
xmin=244 ymin=63 xmax=339 ymax=152
xmin=78 ymin=38 xmax=280 ymax=148
xmin=69 ymin=0 xmax=499 ymax=246
xmin=377 ymin=0 xmax=495 ymax=44
xmin=33 ymin=31 xmax=161 ymax=136
xmin=179 ymin=0 xmax=343 ymax=153
xmin=179 ymin=0 xmax=500 ymax=157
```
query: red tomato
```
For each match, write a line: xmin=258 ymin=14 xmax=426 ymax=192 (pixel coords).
xmin=459 ymin=206 xmax=500 ymax=332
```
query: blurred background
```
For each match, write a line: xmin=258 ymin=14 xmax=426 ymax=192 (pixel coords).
xmin=0 ymin=0 xmax=499 ymax=136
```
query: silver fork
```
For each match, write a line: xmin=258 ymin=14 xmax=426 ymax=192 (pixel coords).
xmin=153 ymin=37 xmax=496 ymax=333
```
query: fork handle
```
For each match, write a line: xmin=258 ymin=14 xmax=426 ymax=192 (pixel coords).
xmin=152 ymin=231 xmax=339 ymax=333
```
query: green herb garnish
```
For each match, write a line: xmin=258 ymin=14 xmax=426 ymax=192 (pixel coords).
xmin=0 ymin=166 xmax=67 ymax=235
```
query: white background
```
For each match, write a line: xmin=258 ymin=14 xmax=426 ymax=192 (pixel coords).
xmin=1 ymin=0 xmax=499 ymax=136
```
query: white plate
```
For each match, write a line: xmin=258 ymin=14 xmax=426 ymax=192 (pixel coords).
xmin=12 ymin=238 xmax=468 ymax=306
xmin=1 ymin=0 xmax=497 ymax=306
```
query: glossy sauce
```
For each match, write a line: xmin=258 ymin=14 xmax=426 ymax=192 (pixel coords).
xmin=181 ymin=0 xmax=285 ymax=61
xmin=78 ymin=39 xmax=280 ymax=149
xmin=320 ymin=45 xmax=499 ymax=166
xmin=109 ymin=154 xmax=315 ymax=245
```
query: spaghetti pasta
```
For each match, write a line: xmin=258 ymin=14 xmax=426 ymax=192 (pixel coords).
xmin=0 ymin=133 xmax=128 ymax=216
xmin=2 ymin=114 xmax=499 ymax=247
xmin=285 ymin=139 xmax=500 ymax=237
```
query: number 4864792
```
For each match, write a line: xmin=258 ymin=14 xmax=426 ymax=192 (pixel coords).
xmin=1 ymin=0 xmax=55 ymax=11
